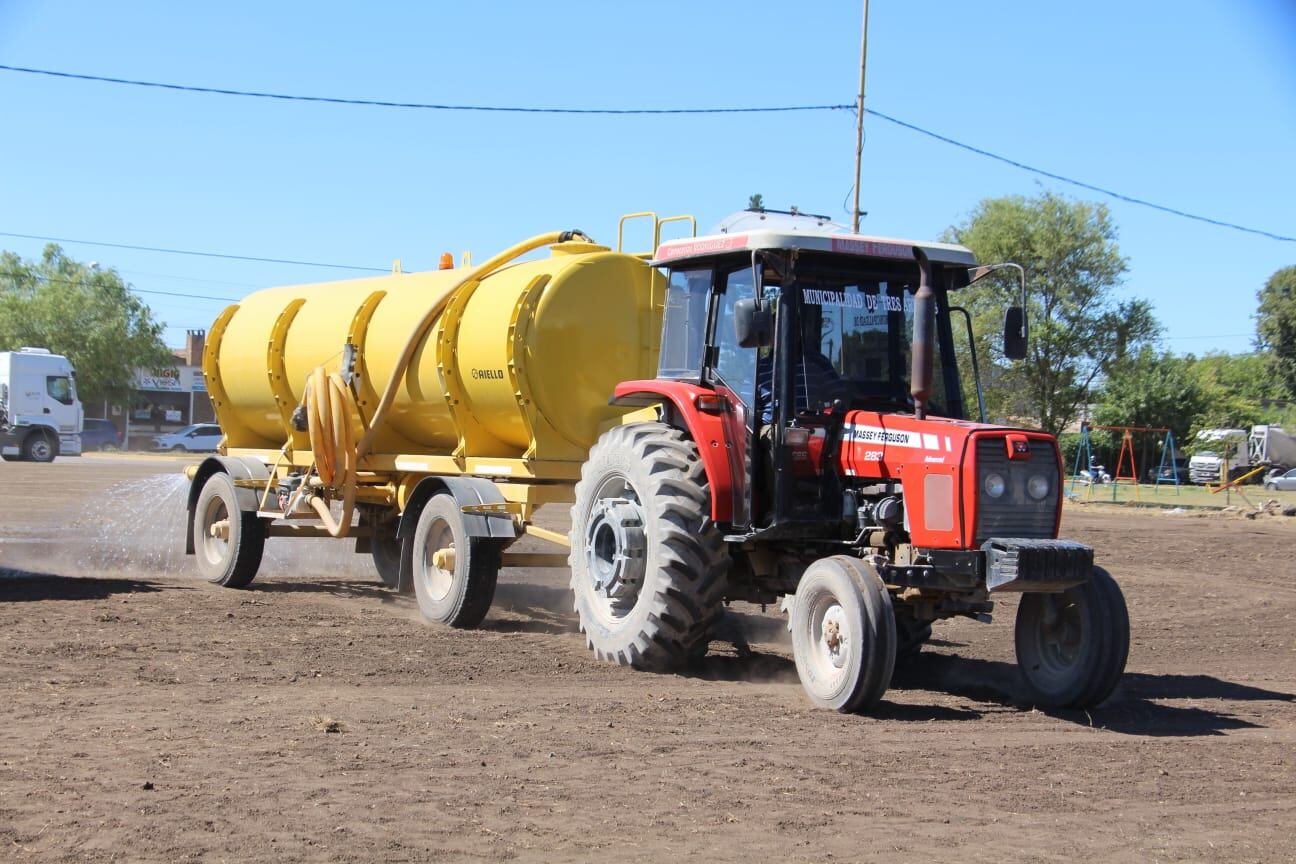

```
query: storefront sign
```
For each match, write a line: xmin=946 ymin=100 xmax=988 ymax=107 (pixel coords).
xmin=138 ymin=368 xmax=184 ymax=391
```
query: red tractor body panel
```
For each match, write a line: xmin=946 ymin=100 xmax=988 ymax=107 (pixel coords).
xmin=612 ymin=385 xmax=1063 ymax=546
xmin=834 ymin=412 xmax=1061 ymax=549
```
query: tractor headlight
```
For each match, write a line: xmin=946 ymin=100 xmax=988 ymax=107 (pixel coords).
xmin=1027 ymin=474 xmax=1050 ymax=500
xmin=983 ymin=472 xmax=1006 ymax=498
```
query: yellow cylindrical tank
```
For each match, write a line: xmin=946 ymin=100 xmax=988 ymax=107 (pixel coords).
xmin=208 ymin=241 xmax=664 ymax=463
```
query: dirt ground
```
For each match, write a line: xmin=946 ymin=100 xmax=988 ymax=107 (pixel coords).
xmin=2 ymin=457 xmax=1294 ymax=863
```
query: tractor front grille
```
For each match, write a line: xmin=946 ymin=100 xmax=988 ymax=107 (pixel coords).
xmin=974 ymin=437 xmax=1059 ymax=544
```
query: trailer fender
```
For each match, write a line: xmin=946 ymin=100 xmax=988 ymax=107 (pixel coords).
xmin=185 ymin=456 xmax=272 ymax=554
xmin=394 ymin=476 xmax=516 ymax=594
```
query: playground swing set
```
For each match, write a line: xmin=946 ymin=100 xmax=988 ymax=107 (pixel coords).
xmin=1069 ymin=424 xmax=1181 ymax=501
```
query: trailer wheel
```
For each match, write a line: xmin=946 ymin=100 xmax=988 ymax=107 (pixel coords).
xmin=23 ymin=431 xmax=56 ymax=463
xmin=193 ymin=471 xmax=266 ymax=588
xmin=369 ymin=519 xmax=402 ymax=589
xmin=790 ymin=556 xmax=896 ymax=712
xmin=411 ymin=494 xmax=500 ymax=628
xmin=1014 ymin=565 xmax=1129 ymax=708
xmin=569 ymin=422 xmax=727 ymax=670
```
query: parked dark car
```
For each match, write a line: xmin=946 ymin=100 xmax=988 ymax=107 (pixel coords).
xmin=1145 ymin=457 xmax=1190 ymax=484
xmin=81 ymin=418 xmax=122 ymax=451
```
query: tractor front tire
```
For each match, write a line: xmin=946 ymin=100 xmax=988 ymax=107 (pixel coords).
xmin=790 ymin=556 xmax=897 ymax=712
xmin=570 ymin=422 xmax=728 ymax=670
xmin=1014 ymin=565 xmax=1129 ymax=708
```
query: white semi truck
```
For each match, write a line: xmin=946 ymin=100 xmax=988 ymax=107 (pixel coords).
xmin=0 ymin=348 xmax=83 ymax=462
xmin=1188 ymin=425 xmax=1296 ymax=485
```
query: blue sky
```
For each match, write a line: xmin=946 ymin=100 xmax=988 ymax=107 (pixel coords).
xmin=1 ymin=1 xmax=1293 ymax=354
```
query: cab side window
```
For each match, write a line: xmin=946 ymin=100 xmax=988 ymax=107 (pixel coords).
xmin=658 ymin=268 xmax=712 ymax=380
xmin=46 ymin=376 xmax=74 ymax=405
xmin=711 ymin=267 xmax=758 ymax=403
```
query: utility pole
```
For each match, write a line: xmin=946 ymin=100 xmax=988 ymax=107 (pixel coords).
xmin=851 ymin=0 xmax=870 ymax=233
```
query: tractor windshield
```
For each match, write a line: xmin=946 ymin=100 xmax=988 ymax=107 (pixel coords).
xmin=788 ymin=259 xmax=958 ymax=419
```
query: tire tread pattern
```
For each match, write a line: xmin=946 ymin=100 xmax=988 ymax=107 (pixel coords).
xmin=1015 ymin=565 xmax=1129 ymax=708
xmin=569 ymin=423 xmax=728 ymax=670
xmin=194 ymin=472 xmax=265 ymax=589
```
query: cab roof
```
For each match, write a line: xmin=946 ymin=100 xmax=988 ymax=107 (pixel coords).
xmin=651 ymin=229 xmax=977 ymax=268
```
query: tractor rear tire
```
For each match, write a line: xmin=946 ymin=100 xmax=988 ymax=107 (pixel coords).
xmin=569 ymin=422 xmax=728 ymax=670
xmin=23 ymin=431 xmax=56 ymax=463
xmin=790 ymin=556 xmax=896 ymax=712
xmin=1014 ymin=565 xmax=1129 ymax=708
xmin=411 ymin=494 xmax=500 ymax=628
xmin=193 ymin=471 xmax=266 ymax=588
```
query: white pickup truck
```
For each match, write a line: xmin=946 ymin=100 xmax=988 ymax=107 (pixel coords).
xmin=0 ymin=348 xmax=83 ymax=462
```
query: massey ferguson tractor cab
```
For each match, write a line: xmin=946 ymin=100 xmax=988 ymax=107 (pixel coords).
xmin=571 ymin=216 xmax=1129 ymax=712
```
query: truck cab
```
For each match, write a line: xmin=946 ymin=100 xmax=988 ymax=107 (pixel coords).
xmin=0 ymin=347 xmax=83 ymax=462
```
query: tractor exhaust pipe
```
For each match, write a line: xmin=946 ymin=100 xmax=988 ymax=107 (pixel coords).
xmin=910 ymin=248 xmax=934 ymax=420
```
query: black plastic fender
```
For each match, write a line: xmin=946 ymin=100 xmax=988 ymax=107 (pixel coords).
xmin=394 ymin=475 xmax=515 ymax=593
xmin=185 ymin=456 xmax=272 ymax=555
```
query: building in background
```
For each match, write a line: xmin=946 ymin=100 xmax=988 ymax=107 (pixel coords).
xmin=126 ymin=330 xmax=213 ymax=447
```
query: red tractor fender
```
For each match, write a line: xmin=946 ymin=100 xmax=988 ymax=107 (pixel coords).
xmin=611 ymin=380 xmax=735 ymax=523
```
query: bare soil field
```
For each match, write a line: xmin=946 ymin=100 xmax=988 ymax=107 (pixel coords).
xmin=2 ymin=457 xmax=1294 ymax=863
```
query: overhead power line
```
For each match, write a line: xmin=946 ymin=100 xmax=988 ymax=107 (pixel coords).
xmin=1 ymin=269 xmax=240 ymax=302
xmin=1 ymin=63 xmax=1291 ymax=243
xmin=864 ymin=109 xmax=1295 ymax=243
xmin=0 ymin=230 xmax=386 ymax=273
xmin=0 ymin=64 xmax=850 ymax=115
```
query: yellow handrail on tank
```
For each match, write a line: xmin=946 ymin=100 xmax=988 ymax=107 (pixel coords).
xmin=617 ymin=212 xmax=657 ymax=254
xmin=618 ymin=212 xmax=697 ymax=256
xmin=655 ymin=214 xmax=697 ymax=244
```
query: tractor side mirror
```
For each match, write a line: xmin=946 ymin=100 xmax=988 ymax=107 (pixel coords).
xmin=1003 ymin=306 xmax=1028 ymax=360
xmin=734 ymin=298 xmax=773 ymax=348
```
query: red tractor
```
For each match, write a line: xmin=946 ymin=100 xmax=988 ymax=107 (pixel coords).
xmin=570 ymin=216 xmax=1128 ymax=712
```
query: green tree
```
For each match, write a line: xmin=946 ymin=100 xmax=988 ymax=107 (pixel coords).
xmin=1094 ymin=348 xmax=1205 ymax=443
xmin=1257 ymin=265 xmax=1296 ymax=397
xmin=1185 ymin=351 xmax=1284 ymax=431
xmin=944 ymin=191 xmax=1158 ymax=434
xmin=0 ymin=244 xmax=172 ymax=405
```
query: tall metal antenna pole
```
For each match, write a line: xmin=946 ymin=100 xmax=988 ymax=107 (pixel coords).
xmin=851 ymin=0 xmax=870 ymax=233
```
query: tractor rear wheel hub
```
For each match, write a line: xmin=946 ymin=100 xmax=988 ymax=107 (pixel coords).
xmin=585 ymin=497 xmax=646 ymax=605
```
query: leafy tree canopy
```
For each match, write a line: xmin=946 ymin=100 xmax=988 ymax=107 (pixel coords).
xmin=944 ymin=191 xmax=1158 ymax=434
xmin=1183 ymin=351 xmax=1286 ymax=431
xmin=1257 ymin=265 xmax=1296 ymax=397
xmin=0 ymin=244 xmax=173 ymax=405
xmin=1093 ymin=348 xmax=1205 ymax=443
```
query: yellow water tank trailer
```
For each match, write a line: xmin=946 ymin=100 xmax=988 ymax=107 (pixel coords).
xmin=206 ymin=239 xmax=665 ymax=468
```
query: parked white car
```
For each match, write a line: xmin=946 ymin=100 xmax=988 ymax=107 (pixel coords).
xmin=152 ymin=423 xmax=222 ymax=453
